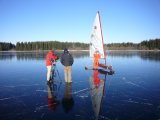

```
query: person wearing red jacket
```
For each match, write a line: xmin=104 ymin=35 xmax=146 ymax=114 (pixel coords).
xmin=94 ymin=50 xmax=101 ymax=69
xmin=46 ymin=50 xmax=58 ymax=83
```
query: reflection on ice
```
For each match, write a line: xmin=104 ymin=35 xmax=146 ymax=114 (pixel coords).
xmin=89 ymin=69 xmax=114 ymax=120
xmin=62 ymin=83 xmax=74 ymax=113
xmin=47 ymin=83 xmax=60 ymax=111
xmin=90 ymin=75 xmax=104 ymax=119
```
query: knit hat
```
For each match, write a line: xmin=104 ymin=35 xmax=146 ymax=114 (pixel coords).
xmin=64 ymin=48 xmax=68 ymax=53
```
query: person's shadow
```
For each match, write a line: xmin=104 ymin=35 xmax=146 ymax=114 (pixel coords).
xmin=62 ymin=83 xmax=74 ymax=113
xmin=47 ymin=82 xmax=60 ymax=111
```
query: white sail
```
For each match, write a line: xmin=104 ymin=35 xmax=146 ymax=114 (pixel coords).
xmin=90 ymin=12 xmax=105 ymax=59
xmin=90 ymin=76 xmax=104 ymax=118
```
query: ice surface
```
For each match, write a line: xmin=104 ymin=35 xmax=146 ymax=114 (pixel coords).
xmin=0 ymin=51 xmax=160 ymax=120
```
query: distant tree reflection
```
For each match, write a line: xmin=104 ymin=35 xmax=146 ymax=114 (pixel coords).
xmin=0 ymin=51 xmax=160 ymax=62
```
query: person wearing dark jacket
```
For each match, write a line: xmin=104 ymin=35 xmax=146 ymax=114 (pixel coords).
xmin=60 ymin=48 xmax=74 ymax=83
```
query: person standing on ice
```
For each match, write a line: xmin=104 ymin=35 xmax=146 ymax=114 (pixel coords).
xmin=60 ymin=48 xmax=74 ymax=83
xmin=94 ymin=49 xmax=101 ymax=69
xmin=46 ymin=49 xmax=59 ymax=84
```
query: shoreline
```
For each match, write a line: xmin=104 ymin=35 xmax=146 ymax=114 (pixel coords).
xmin=0 ymin=49 xmax=160 ymax=52
xmin=0 ymin=50 xmax=89 ymax=52
xmin=107 ymin=49 xmax=160 ymax=52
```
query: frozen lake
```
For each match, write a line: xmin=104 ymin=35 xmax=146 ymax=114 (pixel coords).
xmin=0 ymin=51 xmax=160 ymax=120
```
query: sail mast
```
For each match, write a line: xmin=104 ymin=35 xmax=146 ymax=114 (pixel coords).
xmin=97 ymin=11 xmax=106 ymax=65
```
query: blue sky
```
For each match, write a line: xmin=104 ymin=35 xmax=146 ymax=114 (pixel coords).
xmin=0 ymin=0 xmax=160 ymax=44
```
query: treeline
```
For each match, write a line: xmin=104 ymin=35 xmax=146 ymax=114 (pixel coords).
xmin=0 ymin=38 xmax=160 ymax=51
xmin=106 ymin=42 xmax=138 ymax=50
xmin=106 ymin=38 xmax=160 ymax=50
xmin=140 ymin=39 xmax=160 ymax=50
xmin=15 ymin=41 xmax=89 ymax=51
xmin=0 ymin=42 xmax=15 ymax=51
